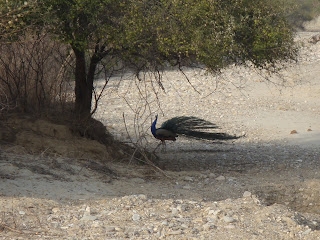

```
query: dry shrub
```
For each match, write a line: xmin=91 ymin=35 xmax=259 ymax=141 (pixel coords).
xmin=0 ymin=33 xmax=74 ymax=115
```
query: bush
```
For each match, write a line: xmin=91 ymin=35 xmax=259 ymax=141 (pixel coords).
xmin=0 ymin=34 xmax=74 ymax=115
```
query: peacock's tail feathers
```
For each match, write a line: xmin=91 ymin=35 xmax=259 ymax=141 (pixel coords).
xmin=160 ymin=116 xmax=239 ymax=141
xmin=177 ymin=130 xmax=239 ymax=141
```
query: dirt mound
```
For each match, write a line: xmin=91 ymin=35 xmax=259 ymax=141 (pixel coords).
xmin=0 ymin=116 xmax=119 ymax=161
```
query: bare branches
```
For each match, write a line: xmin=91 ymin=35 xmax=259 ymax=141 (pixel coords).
xmin=0 ymin=34 xmax=72 ymax=115
xmin=122 ymin=113 xmax=171 ymax=178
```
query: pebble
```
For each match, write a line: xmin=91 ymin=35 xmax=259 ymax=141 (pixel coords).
xmin=182 ymin=185 xmax=192 ymax=190
xmin=132 ymin=214 xmax=141 ymax=221
xmin=181 ymin=224 xmax=188 ymax=229
xmin=137 ymin=194 xmax=147 ymax=200
xmin=302 ymin=228 xmax=311 ymax=235
xmin=52 ymin=208 xmax=59 ymax=213
xmin=216 ymin=175 xmax=226 ymax=181
xmin=208 ymin=173 xmax=216 ymax=178
xmin=225 ymin=224 xmax=236 ymax=229
xmin=223 ymin=216 xmax=236 ymax=223
xmin=172 ymin=208 xmax=178 ymax=215
xmin=105 ymin=226 xmax=116 ymax=232
xmin=81 ymin=215 xmax=97 ymax=221
xmin=131 ymin=178 xmax=145 ymax=184
xmin=208 ymin=209 xmax=221 ymax=219
xmin=184 ymin=176 xmax=194 ymax=182
xmin=176 ymin=205 xmax=183 ymax=212
xmin=19 ymin=210 xmax=25 ymax=215
xmin=243 ymin=191 xmax=252 ymax=198
xmin=161 ymin=220 xmax=168 ymax=226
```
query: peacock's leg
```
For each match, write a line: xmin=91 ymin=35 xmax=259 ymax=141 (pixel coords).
xmin=161 ymin=141 xmax=166 ymax=153
xmin=153 ymin=140 xmax=167 ymax=153
xmin=153 ymin=142 xmax=162 ymax=153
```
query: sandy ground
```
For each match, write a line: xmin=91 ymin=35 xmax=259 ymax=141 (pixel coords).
xmin=1 ymin=32 xmax=320 ymax=239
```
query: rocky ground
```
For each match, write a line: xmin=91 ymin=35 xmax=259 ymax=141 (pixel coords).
xmin=1 ymin=32 xmax=320 ymax=239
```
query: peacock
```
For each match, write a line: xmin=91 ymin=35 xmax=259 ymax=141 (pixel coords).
xmin=151 ymin=115 xmax=239 ymax=149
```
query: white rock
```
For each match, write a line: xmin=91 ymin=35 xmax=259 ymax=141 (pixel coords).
xmin=81 ymin=215 xmax=97 ymax=221
xmin=161 ymin=220 xmax=168 ymax=226
xmin=302 ymin=229 xmax=311 ymax=235
xmin=243 ymin=191 xmax=252 ymax=198
xmin=208 ymin=173 xmax=216 ymax=178
xmin=176 ymin=205 xmax=183 ymax=212
xmin=131 ymin=178 xmax=145 ymax=184
xmin=85 ymin=206 xmax=91 ymax=214
xmin=223 ymin=216 xmax=236 ymax=223
xmin=181 ymin=224 xmax=188 ymax=229
xmin=216 ymin=175 xmax=226 ymax=181
xmin=19 ymin=211 xmax=25 ymax=215
xmin=132 ymin=214 xmax=140 ymax=221
xmin=105 ymin=226 xmax=116 ymax=232
xmin=137 ymin=194 xmax=147 ymax=200
xmin=52 ymin=208 xmax=59 ymax=213
xmin=182 ymin=185 xmax=192 ymax=190
xmin=224 ymin=224 xmax=236 ymax=229
xmin=171 ymin=208 xmax=178 ymax=215
xmin=184 ymin=176 xmax=194 ymax=182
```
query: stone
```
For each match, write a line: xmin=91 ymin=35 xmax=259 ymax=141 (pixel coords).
xmin=181 ymin=224 xmax=188 ymax=229
xmin=131 ymin=178 xmax=145 ymax=184
xmin=105 ymin=226 xmax=116 ymax=232
xmin=171 ymin=208 xmax=178 ymax=215
xmin=302 ymin=229 xmax=311 ymax=235
xmin=216 ymin=175 xmax=226 ymax=181
xmin=81 ymin=215 xmax=97 ymax=221
xmin=132 ymin=214 xmax=140 ymax=221
xmin=243 ymin=191 xmax=252 ymax=198
xmin=223 ymin=216 xmax=236 ymax=223
xmin=224 ymin=224 xmax=236 ymax=229
xmin=137 ymin=194 xmax=147 ymax=200
xmin=19 ymin=211 xmax=25 ymax=215
xmin=52 ymin=208 xmax=59 ymax=213
xmin=208 ymin=173 xmax=216 ymax=178
xmin=182 ymin=185 xmax=192 ymax=190
xmin=161 ymin=220 xmax=168 ymax=226
xmin=184 ymin=176 xmax=194 ymax=182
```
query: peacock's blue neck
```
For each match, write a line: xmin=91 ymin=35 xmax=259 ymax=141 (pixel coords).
xmin=151 ymin=115 xmax=158 ymax=137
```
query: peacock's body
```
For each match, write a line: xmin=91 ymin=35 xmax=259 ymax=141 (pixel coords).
xmin=151 ymin=115 xmax=238 ymax=144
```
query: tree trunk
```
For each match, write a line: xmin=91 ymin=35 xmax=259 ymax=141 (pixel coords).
xmin=73 ymin=45 xmax=102 ymax=120
xmin=73 ymin=48 xmax=92 ymax=119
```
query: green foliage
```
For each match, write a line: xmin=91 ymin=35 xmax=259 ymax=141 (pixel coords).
xmin=228 ymin=0 xmax=297 ymax=70
xmin=40 ymin=0 xmax=124 ymax=51
xmin=0 ymin=0 xmax=36 ymax=41
xmin=113 ymin=0 xmax=297 ymax=73
xmin=32 ymin=0 xmax=298 ymax=117
xmin=39 ymin=0 xmax=297 ymax=73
